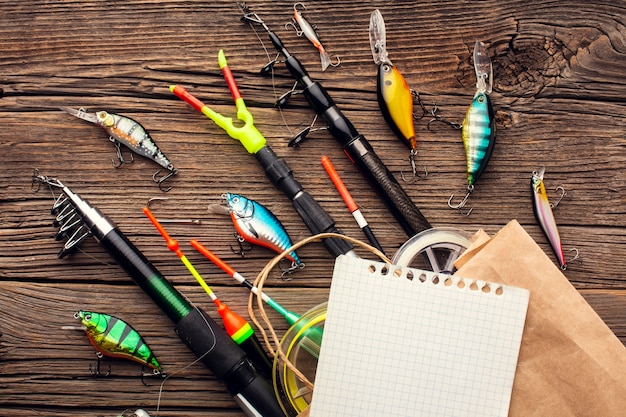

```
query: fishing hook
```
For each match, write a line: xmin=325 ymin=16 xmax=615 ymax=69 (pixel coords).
xmin=111 ymin=140 xmax=135 ymax=168
xmin=89 ymin=352 xmax=112 ymax=377
xmin=562 ymin=248 xmax=580 ymax=270
xmin=147 ymin=197 xmax=169 ymax=208
xmin=400 ymin=149 xmax=428 ymax=182
xmin=285 ymin=3 xmax=340 ymax=70
xmin=230 ymin=233 xmax=253 ymax=257
xmin=152 ymin=167 xmax=179 ymax=192
xmin=447 ymin=185 xmax=474 ymax=216
xmin=550 ymin=186 xmax=566 ymax=208
xmin=279 ymin=260 xmax=306 ymax=280
xmin=427 ymin=103 xmax=462 ymax=130
xmin=411 ymin=90 xmax=428 ymax=122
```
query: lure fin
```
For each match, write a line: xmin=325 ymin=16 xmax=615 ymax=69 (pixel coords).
xmin=369 ymin=9 xmax=389 ymax=66
xmin=473 ymin=41 xmax=493 ymax=94
xmin=60 ymin=106 xmax=98 ymax=124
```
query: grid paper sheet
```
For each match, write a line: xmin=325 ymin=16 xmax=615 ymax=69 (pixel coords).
xmin=309 ymin=255 xmax=529 ymax=417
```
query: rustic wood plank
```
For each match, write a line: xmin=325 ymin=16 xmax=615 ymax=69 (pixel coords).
xmin=1 ymin=0 xmax=625 ymax=415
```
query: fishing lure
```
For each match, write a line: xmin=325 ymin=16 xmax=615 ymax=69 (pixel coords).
xmin=117 ymin=410 xmax=151 ymax=417
xmin=222 ymin=193 xmax=303 ymax=272
xmin=447 ymin=41 xmax=496 ymax=214
xmin=369 ymin=9 xmax=424 ymax=179
xmin=531 ymin=168 xmax=578 ymax=269
xmin=75 ymin=310 xmax=163 ymax=375
xmin=287 ymin=3 xmax=338 ymax=71
xmin=60 ymin=107 xmax=178 ymax=191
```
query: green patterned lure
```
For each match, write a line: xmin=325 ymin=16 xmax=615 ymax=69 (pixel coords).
xmin=75 ymin=310 xmax=162 ymax=374
xmin=448 ymin=41 xmax=496 ymax=214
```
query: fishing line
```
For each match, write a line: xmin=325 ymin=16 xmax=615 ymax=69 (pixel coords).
xmin=153 ymin=302 xmax=218 ymax=416
xmin=247 ymin=232 xmax=390 ymax=392
xmin=239 ymin=3 xmax=295 ymax=137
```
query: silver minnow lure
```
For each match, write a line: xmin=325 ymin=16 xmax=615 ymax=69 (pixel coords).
xmin=289 ymin=3 xmax=337 ymax=71
xmin=223 ymin=193 xmax=302 ymax=266
xmin=60 ymin=106 xmax=178 ymax=190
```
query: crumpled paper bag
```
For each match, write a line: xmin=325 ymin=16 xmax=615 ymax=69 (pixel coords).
xmin=455 ymin=220 xmax=626 ymax=417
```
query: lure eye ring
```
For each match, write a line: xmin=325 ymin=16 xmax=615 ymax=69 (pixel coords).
xmin=382 ymin=63 xmax=392 ymax=73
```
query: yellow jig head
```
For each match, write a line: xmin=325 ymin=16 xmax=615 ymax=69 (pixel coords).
xmin=369 ymin=9 xmax=422 ymax=179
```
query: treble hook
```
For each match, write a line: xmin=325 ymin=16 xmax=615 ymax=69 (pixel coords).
xmin=400 ymin=149 xmax=428 ymax=182
xmin=152 ymin=167 xmax=178 ymax=192
xmin=448 ymin=185 xmax=474 ymax=216
xmin=230 ymin=233 xmax=253 ymax=257
xmin=111 ymin=140 xmax=134 ymax=168
xmin=550 ymin=186 xmax=566 ymax=208
xmin=89 ymin=352 xmax=111 ymax=377
xmin=411 ymin=90 xmax=428 ymax=122
xmin=427 ymin=103 xmax=462 ymax=130
xmin=279 ymin=260 xmax=306 ymax=280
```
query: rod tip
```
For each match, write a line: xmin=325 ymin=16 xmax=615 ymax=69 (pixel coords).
xmin=218 ymin=49 xmax=227 ymax=69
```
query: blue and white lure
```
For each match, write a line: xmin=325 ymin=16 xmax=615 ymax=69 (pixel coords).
xmin=447 ymin=41 xmax=496 ymax=215
xmin=220 ymin=193 xmax=304 ymax=274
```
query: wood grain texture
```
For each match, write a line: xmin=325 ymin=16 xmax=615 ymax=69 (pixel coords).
xmin=1 ymin=0 xmax=625 ymax=415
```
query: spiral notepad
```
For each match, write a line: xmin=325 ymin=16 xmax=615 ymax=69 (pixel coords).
xmin=309 ymin=255 xmax=529 ymax=417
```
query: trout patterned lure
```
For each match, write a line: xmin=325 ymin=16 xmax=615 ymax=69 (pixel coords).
xmin=448 ymin=41 xmax=496 ymax=214
xmin=369 ymin=9 xmax=422 ymax=178
xmin=75 ymin=310 xmax=163 ymax=374
xmin=531 ymin=168 xmax=577 ymax=269
xmin=60 ymin=106 xmax=178 ymax=191
xmin=223 ymin=193 xmax=303 ymax=269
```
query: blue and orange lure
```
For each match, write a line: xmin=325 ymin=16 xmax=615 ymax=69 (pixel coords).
xmin=222 ymin=193 xmax=303 ymax=272
xmin=369 ymin=9 xmax=423 ymax=179
xmin=448 ymin=41 xmax=496 ymax=215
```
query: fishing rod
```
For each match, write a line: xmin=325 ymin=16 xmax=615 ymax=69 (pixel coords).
xmin=31 ymin=172 xmax=286 ymax=417
xmin=190 ymin=239 xmax=323 ymax=359
xmin=239 ymin=3 xmax=432 ymax=238
xmin=169 ymin=49 xmax=356 ymax=260
xmin=143 ymin=206 xmax=272 ymax=377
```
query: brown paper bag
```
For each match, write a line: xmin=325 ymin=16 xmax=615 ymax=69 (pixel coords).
xmin=455 ymin=220 xmax=626 ymax=417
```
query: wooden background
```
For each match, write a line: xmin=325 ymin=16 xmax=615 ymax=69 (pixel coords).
xmin=1 ymin=0 xmax=625 ymax=415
